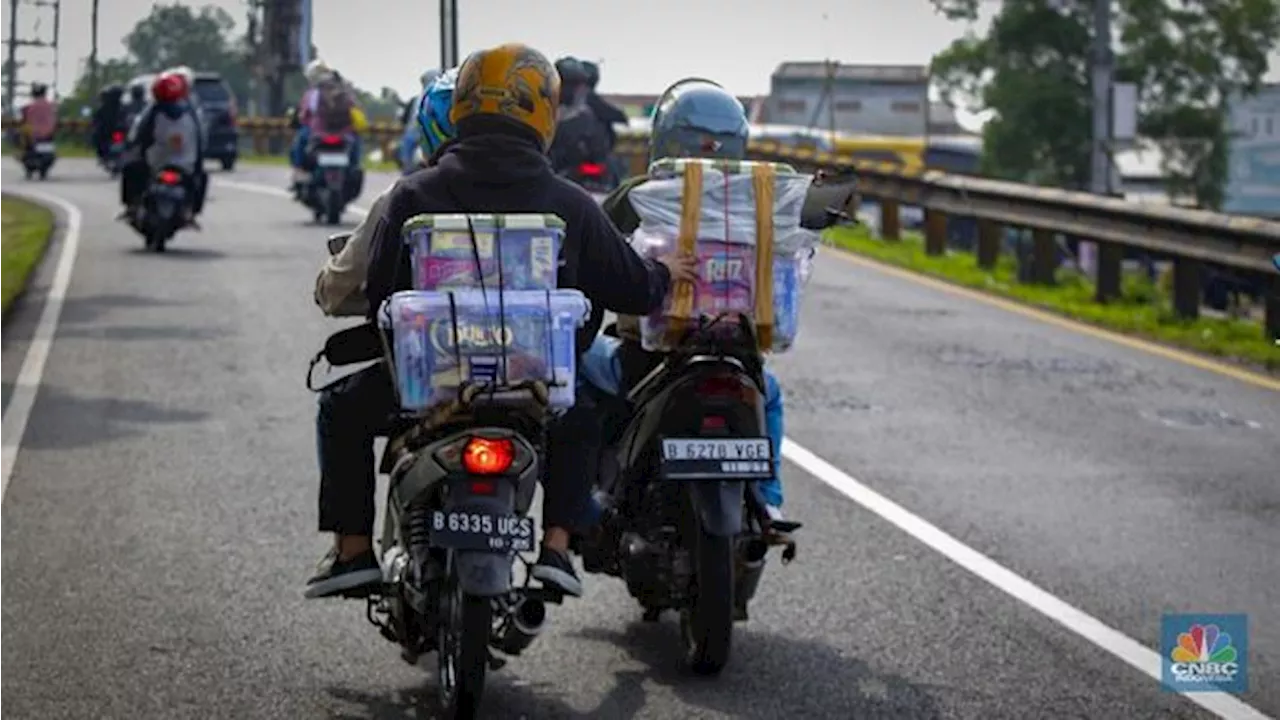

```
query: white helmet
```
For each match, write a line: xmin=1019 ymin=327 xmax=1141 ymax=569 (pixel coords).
xmin=305 ymin=59 xmax=331 ymax=84
xmin=168 ymin=65 xmax=194 ymax=85
xmin=420 ymin=68 xmax=442 ymax=89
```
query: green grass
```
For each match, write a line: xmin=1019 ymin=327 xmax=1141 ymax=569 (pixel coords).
xmin=825 ymin=225 xmax=1280 ymax=372
xmin=2 ymin=196 xmax=55 ymax=312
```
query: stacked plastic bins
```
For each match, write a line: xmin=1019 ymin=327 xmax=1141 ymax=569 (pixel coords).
xmin=626 ymin=158 xmax=820 ymax=354
xmin=379 ymin=213 xmax=591 ymax=412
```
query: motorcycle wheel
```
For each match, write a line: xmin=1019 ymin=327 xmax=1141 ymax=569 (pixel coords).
xmin=680 ymin=512 xmax=735 ymax=676
xmin=146 ymin=228 xmax=168 ymax=253
xmin=325 ymin=192 xmax=342 ymax=226
xmin=436 ymin=569 xmax=490 ymax=719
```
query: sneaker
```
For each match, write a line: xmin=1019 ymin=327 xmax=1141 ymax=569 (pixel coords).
xmin=303 ymin=548 xmax=383 ymax=599
xmin=766 ymin=505 xmax=802 ymax=534
xmin=530 ymin=546 xmax=583 ymax=597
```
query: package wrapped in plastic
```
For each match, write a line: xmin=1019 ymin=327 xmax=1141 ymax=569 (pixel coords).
xmin=402 ymin=213 xmax=562 ymax=292
xmin=380 ymin=289 xmax=591 ymax=411
xmin=626 ymin=158 xmax=820 ymax=353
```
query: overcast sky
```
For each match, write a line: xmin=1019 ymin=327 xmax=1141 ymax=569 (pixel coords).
xmin=6 ymin=0 xmax=1278 ymax=104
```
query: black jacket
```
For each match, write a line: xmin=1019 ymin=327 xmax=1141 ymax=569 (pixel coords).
xmin=364 ymin=129 xmax=672 ymax=353
xmin=586 ymin=92 xmax=628 ymax=149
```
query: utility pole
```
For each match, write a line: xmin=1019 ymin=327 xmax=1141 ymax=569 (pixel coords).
xmin=4 ymin=0 xmax=19 ymax=115
xmin=88 ymin=0 xmax=98 ymax=93
xmin=439 ymin=0 xmax=458 ymax=70
xmin=1083 ymin=0 xmax=1114 ymax=277
xmin=3 ymin=0 xmax=60 ymax=114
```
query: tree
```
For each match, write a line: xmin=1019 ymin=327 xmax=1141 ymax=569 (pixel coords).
xmin=123 ymin=3 xmax=251 ymax=102
xmin=930 ymin=0 xmax=1280 ymax=208
xmin=57 ymin=58 xmax=139 ymax=119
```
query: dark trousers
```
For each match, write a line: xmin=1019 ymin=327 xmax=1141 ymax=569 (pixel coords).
xmin=315 ymin=362 xmax=600 ymax=536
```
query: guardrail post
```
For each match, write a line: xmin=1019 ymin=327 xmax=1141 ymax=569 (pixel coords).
xmin=924 ymin=209 xmax=947 ymax=256
xmin=1266 ymin=276 xmax=1280 ymax=344
xmin=1031 ymin=229 xmax=1057 ymax=285
xmin=880 ymin=199 xmax=901 ymax=241
xmin=976 ymin=219 xmax=999 ymax=270
xmin=1094 ymin=240 xmax=1123 ymax=302
xmin=1171 ymin=259 xmax=1202 ymax=320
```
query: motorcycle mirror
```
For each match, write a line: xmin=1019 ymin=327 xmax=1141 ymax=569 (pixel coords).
xmin=327 ymin=232 xmax=351 ymax=256
xmin=801 ymin=170 xmax=859 ymax=230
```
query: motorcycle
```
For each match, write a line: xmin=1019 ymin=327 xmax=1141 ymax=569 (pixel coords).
xmin=560 ymin=160 xmax=617 ymax=195
xmin=317 ymin=234 xmax=565 ymax=719
xmin=22 ymin=138 xmax=56 ymax=180
xmin=103 ymin=130 xmax=127 ymax=177
xmin=575 ymin=171 xmax=857 ymax=676
xmin=131 ymin=165 xmax=191 ymax=252
xmin=300 ymin=134 xmax=360 ymax=225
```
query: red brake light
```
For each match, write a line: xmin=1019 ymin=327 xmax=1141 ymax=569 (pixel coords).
xmin=578 ymin=162 xmax=605 ymax=177
xmin=468 ymin=479 xmax=497 ymax=495
xmin=320 ymin=134 xmax=343 ymax=146
xmin=701 ymin=415 xmax=727 ymax=431
xmin=462 ymin=438 xmax=515 ymax=475
xmin=695 ymin=376 xmax=747 ymax=398
xmin=111 ymin=131 xmax=124 ymax=143
xmin=157 ymin=170 xmax=182 ymax=185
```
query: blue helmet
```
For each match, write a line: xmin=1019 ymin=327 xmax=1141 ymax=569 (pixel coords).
xmin=648 ymin=78 xmax=749 ymax=166
xmin=416 ymin=66 xmax=460 ymax=156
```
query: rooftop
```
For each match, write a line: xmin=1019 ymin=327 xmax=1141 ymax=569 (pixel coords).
xmin=772 ymin=62 xmax=929 ymax=83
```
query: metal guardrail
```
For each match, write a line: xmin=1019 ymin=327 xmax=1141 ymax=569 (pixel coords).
xmin=11 ymin=116 xmax=1280 ymax=343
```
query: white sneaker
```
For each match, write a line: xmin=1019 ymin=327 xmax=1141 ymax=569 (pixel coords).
xmin=765 ymin=504 xmax=784 ymax=522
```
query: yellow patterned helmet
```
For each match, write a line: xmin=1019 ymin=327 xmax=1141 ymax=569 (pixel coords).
xmin=450 ymin=43 xmax=561 ymax=151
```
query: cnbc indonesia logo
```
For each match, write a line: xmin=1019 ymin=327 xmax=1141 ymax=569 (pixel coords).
xmin=1168 ymin=623 xmax=1240 ymax=686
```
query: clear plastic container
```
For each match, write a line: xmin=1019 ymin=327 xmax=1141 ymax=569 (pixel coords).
xmin=402 ymin=213 xmax=563 ymax=292
xmin=382 ymin=289 xmax=591 ymax=411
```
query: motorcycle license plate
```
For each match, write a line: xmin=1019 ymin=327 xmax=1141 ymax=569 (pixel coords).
xmin=316 ymin=153 xmax=349 ymax=167
xmin=430 ymin=509 xmax=536 ymax=552
xmin=34 ymin=142 xmax=55 ymax=153
xmin=660 ymin=437 xmax=773 ymax=480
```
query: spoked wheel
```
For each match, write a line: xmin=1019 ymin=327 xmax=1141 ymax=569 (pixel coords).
xmin=435 ymin=565 xmax=491 ymax=719
xmin=680 ymin=508 xmax=736 ymax=676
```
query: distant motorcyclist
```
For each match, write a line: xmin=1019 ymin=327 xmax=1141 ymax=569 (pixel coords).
xmin=120 ymin=71 xmax=207 ymax=225
xmin=91 ymin=84 xmax=127 ymax=161
xmin=18 ymin=83 xmax=57 ymax=153
xmin=548 ymin=57 xmax=609 ymax=178
xmin=122 ymin=83 xmax=148 ymax=128
xmin=396 ymin=68 xmax=440 ymax=173
xmin=290 ymin=60 xmax=361 ymax=192
xmin=581 ymin=61 xmax=628 ymax=152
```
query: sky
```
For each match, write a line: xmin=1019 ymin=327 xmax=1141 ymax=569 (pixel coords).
xmin=5 ymin=0 xmax=1278 ymax=109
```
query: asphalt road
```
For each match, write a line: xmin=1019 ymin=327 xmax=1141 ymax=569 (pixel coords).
xmin=3 ymin=159 xmax=1278 ymax=720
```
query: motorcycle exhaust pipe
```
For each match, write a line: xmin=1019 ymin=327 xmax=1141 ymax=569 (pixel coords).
xmin=496 ymin=598 xmax=546 ymax=656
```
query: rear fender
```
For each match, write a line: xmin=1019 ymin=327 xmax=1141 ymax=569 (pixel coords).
xmin=686 ymin=480 xmax=746 ymax=537
xmin=445 ymin=492 xmax=519 ymax=597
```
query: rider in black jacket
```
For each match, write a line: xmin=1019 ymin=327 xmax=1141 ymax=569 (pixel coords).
xmin=304 ymin=42 xmax=697 ymax=601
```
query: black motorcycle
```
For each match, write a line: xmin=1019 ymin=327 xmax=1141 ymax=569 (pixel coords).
xmin=314 ymin=235 xmax=565 ymax=719
xmin=299 ymin=134 xmax=361 ymax=225
xmin=560 ymin=160 xmax=617 ymax=195
xmin=21 ymin=137 xmax=56 ymax=180
xmin=102 ymin=130 xmax=127 ymax=177
xmin=131 ymin=165 xmax=191 ymax=252
xmin=577 ymin=170 xmax=857 ymax=675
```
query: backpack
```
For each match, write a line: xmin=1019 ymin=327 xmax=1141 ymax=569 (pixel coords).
xmin=316 ymin=79 xmax=354 ymax=133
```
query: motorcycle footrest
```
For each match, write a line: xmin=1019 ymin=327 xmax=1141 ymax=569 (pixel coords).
xmin=523 ymin=586 xmax=566 ymax=605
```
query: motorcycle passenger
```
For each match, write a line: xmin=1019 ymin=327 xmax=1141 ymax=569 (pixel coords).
xmin=589 ymin=78 xmax=794 ymax=524
xmin=548 ymin=57 xmax=609 ymax=179
xmin=122 ymin=83 xmax=148 ymax=129
xmin=120 ymin=71 xmax=207 ymax=224
xmin=303 ymin=42 xmax=697 ymax=601
xmin=581 ymin=61 xmax=628 ymax=152
xmin=91 ymin=84 xmax=127 ymax=161
xmin=18 ymin=83 xmax=57 ymax=154
xmin=290 ymin=60 xmax=361 ymax=188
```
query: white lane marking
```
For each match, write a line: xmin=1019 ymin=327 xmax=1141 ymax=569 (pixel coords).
xmin=782 ymin=439 xmax=1271 ymax=720
xmin=221 ymin=177 xmax=1273 ymax=720
xmin=1 ymin=189 xmax=84 ymax=503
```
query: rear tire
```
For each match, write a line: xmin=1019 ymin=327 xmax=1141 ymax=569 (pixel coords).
xmin=221 ymin=156 xmax=236 ymax=172
xmin=681 ymin=520 xmax=735 ymax=676
xmin=325 ymin=192 xmax=342 ymax=225
xmin=436 ymin=570 xmax=491 ymax=719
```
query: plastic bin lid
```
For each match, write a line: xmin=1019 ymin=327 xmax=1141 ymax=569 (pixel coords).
xmin=401 ymin=213 xmax=566 ymax=235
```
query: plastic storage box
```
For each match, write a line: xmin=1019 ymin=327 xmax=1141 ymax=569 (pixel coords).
xmin=402 ymin=213 xmax=563 ymax=292
xmin=382 ymin=288 xmax=591 ymax=411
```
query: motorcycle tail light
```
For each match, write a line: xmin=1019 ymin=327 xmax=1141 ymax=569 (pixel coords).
xmin=112 ymin=131 xmax=124 ymax=143
xmin=578 ymin=162 xmax=605 ymax=177
xmin=157 ymin=170 xmax=182 ymax=185
xmin=462 ymin=437 xmax=515 ymax=475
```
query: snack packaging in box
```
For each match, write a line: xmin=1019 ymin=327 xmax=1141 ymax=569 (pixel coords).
xmin=381 ymin=289 xmax=591 ymax=411
xmin=627 ymin=158 xmax=819 ymax=353
xmin=402 ymin=213 xmax=562 ymax=292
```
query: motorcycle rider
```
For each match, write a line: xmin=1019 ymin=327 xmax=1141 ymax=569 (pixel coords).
xmin=290 ymin=59 xmax=361 ymax=190
xmin=397 ymin=69 xmax=440 ymax=173
xmin=91 ymin=84 xmax=126 ymax=162
xmin=581 ymin=61 xmax=628 ymax=153
xmin=119 ymin=71 xmax=207 ymax=225
xmin=122 ymin=82 xmax=148 ymax=128
xmin=18 ymin=82 xmax=57 ymax=155
xmin=303 ymin=42 xmax=697 ymax=600
xmin=589 ymin=78 xmax=795 ymax=524
xmin=548 ymin=57 xmax=609 ymax=180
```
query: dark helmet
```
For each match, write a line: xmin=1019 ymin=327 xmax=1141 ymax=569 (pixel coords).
xmin=99 ymin=84 xmax=124 ymax=101
xmin=128 ymin=83 xmax=146 ymax=102
xmin=582 ymin=60 xmax=600 ymax=90
xmin=31 ymin=82 xmax=49 ymax=98
xmin=555 ymin=56 xmax=588 ymax=86
xmin=648 ymin=78 xmax=749 ymax=166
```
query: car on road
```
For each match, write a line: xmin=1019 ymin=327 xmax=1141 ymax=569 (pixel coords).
xmin=191 ymin=72 xmax=239 ymax=171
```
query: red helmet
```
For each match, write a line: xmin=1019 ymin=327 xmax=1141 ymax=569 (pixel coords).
xmin=151 ymin=72 xmax=189 ymax=104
